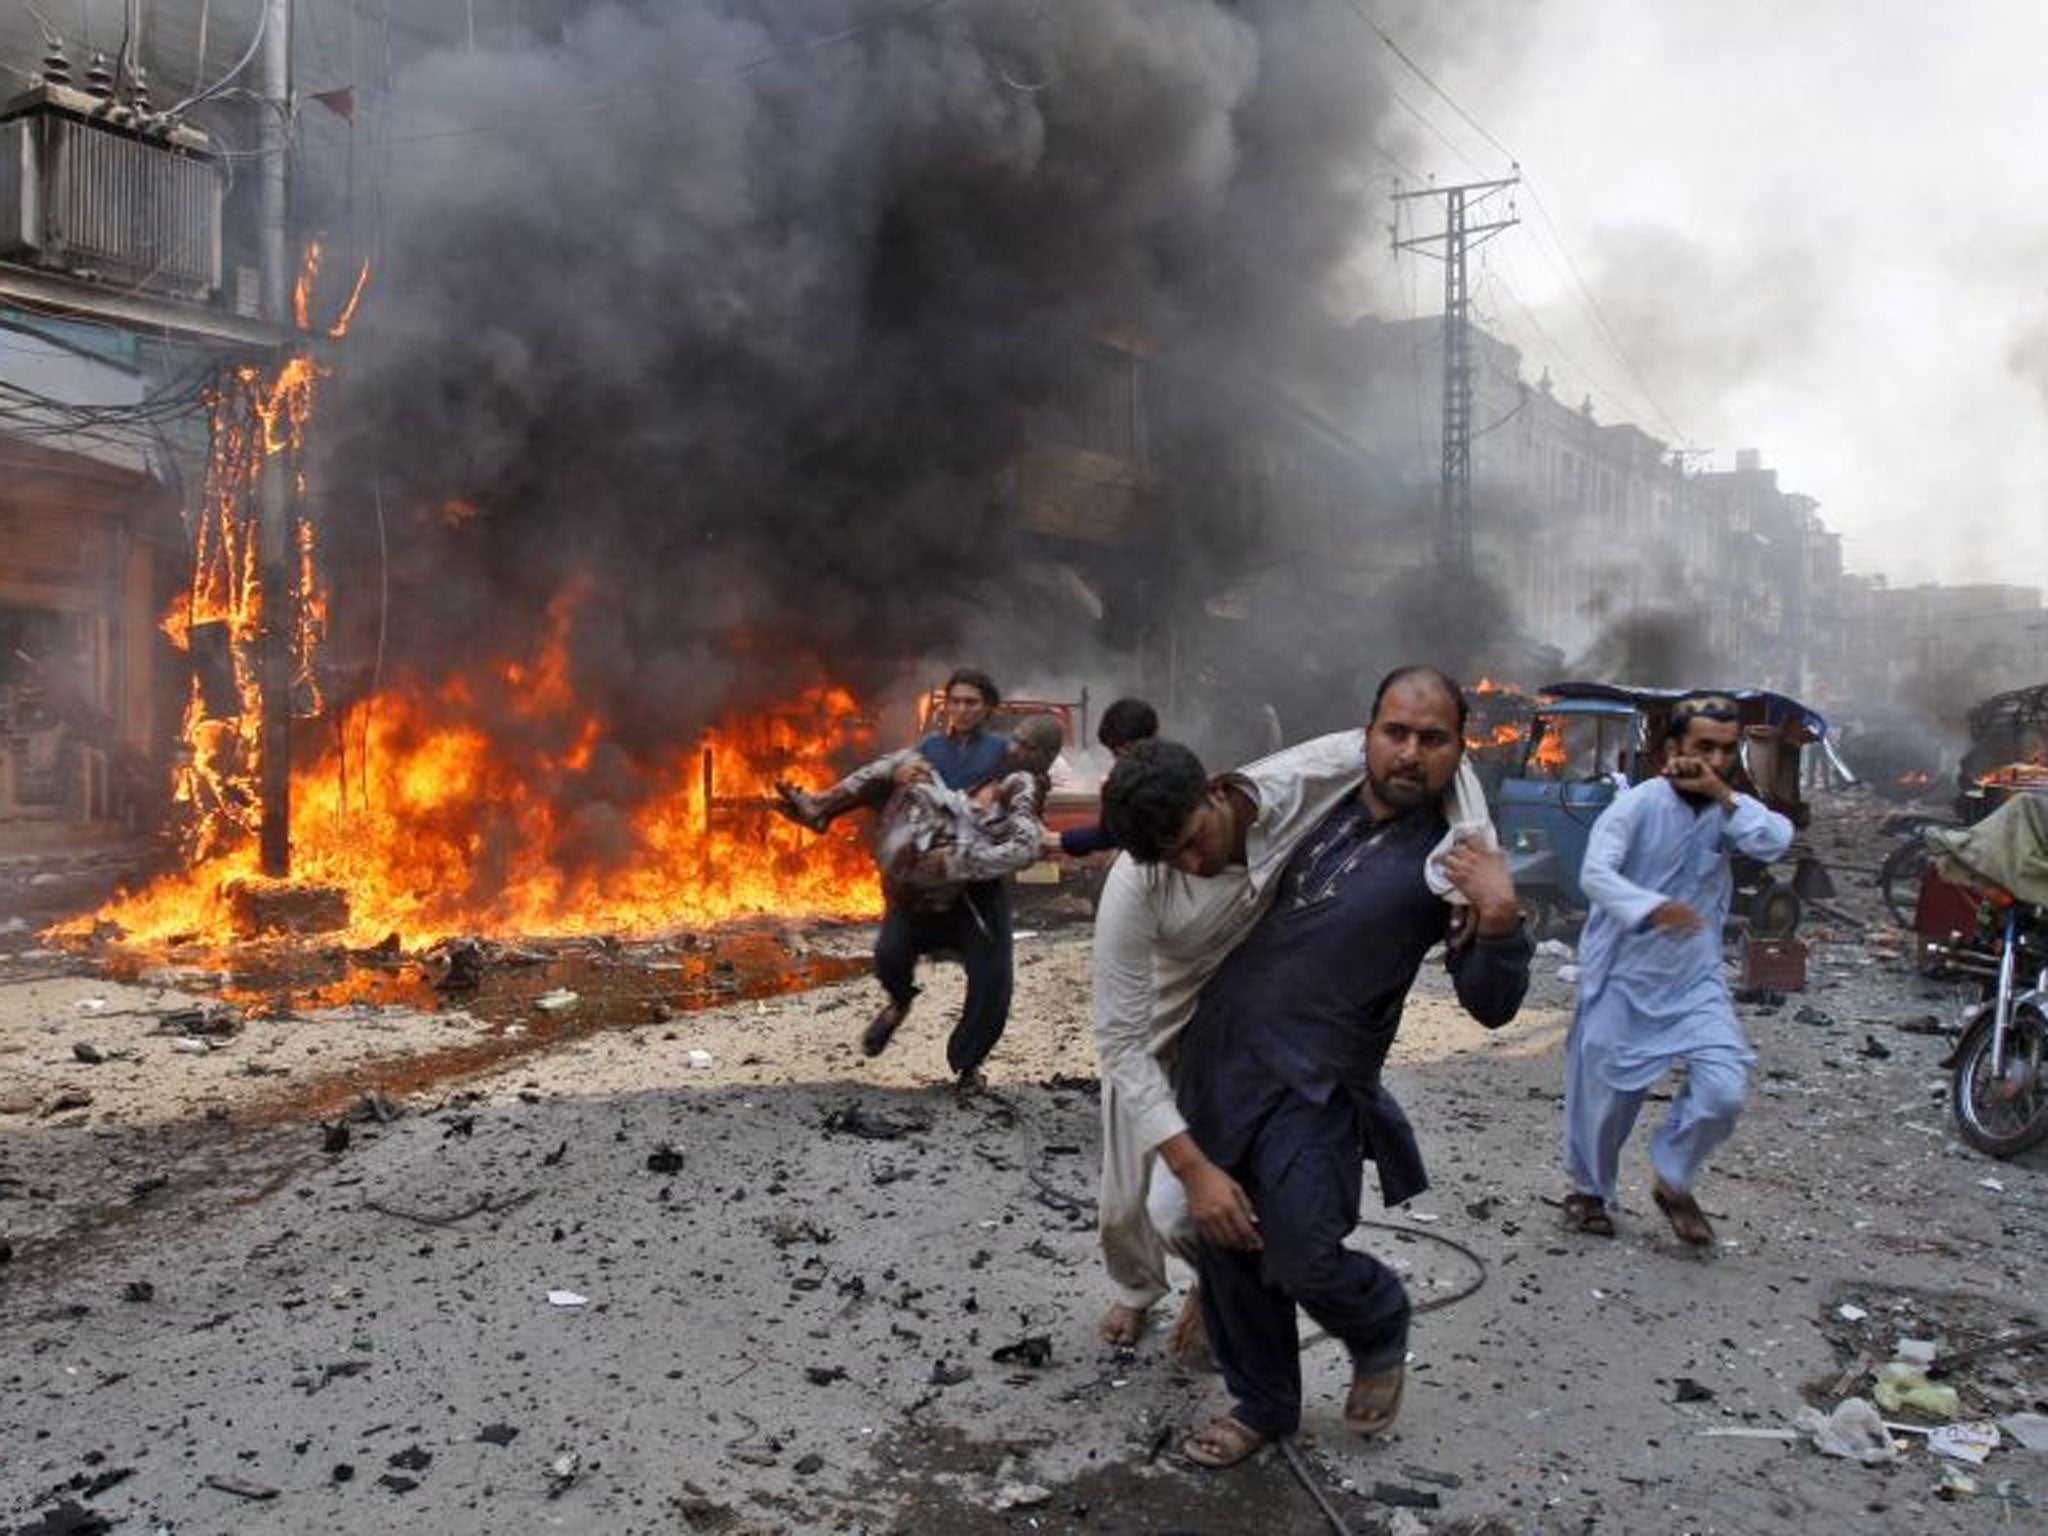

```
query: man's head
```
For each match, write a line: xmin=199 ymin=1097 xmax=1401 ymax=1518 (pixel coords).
xmin=1006 ymin=713 xmax=1065 ymax=777
xmin=943 ymin=668 xmax=999 ymax=737
xmin=1103 ymin=740 xmax=1237 ymax=875
xmin=1097 ymin=697 xmax=1159 ymax=756
xmin=1666 ymin=693 xmax=1742 ymax=792
xmin=1364 ymin=665 xmax=1467 ymax=816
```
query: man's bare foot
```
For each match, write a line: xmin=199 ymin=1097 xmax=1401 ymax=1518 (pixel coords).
xmin=1098 ymin=1302 xmax=1150 ymax=1348
xmin=1165 ymin=1284 xmax=1215 ymax=1372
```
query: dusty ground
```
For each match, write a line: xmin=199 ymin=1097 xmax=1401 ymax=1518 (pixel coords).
xmin=3 ymin=790 xmax=2047 ymax=1535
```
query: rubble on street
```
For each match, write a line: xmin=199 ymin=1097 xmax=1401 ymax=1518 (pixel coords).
xmin=2 ymin=790 xmax=2043 ymax=1533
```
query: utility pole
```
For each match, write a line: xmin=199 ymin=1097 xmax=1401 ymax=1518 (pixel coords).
xmin=257 ymin=0 xmax=295 ymax=877
xmin=1393 ymin=176 xmax=1518 ymax=578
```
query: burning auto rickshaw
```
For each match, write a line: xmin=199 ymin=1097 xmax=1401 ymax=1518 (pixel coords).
xmin=1495 ymin=682 xmax=1833 ymax=938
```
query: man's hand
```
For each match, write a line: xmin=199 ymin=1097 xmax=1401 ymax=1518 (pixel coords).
xmin=1181 ymin=1160 xmax=1262 ymax=1251
xmin=892 ymin=756 xmax=935 ymax=788
xmin=1441 ymin=837 xmax=1521 ymax=936
xmin=1649 ymin=899 xmax=1705 ymax=935
xmin=1039 ymin=827 xmax=1063 ymax=857
xmin=1663 ymin=754 xmax=1733 ymax=805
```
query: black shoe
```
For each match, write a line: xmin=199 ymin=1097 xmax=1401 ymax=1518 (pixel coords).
xmin=861 ymin=1000 xmax=907 ymax=1057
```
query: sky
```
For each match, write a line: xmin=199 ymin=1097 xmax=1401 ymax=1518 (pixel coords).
xmin=1376 ymin=0 xmax=2048 ymax=590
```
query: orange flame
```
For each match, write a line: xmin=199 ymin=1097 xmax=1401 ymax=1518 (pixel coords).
xmin=81 ymin=666 xmax=882 ymax=946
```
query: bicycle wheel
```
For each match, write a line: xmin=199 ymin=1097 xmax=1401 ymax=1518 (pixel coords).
xmin=1951 ymin=1001 xmax=2048 ymax=1158
xmin=1879 ymin=840 xmax=1929 ymax=928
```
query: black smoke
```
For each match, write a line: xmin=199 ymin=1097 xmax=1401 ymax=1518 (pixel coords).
xmin=307 ymin=0 xmax=1407 ymax=762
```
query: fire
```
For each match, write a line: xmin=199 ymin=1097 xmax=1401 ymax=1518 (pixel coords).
xmin=1464 ymin=721 xmax=1523 ymax=753
xmin=1532 ymin=728 xmax=1569 ymax=771
xmin=72 ymin=236 xmax=883 ymax=953
xmin=1895 ymin=769 xmax=1932 ymax=788
xmin=79 ymin=663 xmax=884 ymax=947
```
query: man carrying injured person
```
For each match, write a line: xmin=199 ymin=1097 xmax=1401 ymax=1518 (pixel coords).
xmin=1105 ymin=668 xmax=1530 ymax=1468
xmin=1088 ymin=671 xmax=1523 ymax=1396
xmin=772 ymin=708 xmax=1062 ymax=1094
xmin=1557 ymin=692 xmax=1793 ymax=1246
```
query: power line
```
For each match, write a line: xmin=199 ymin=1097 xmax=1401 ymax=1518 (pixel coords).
xmin=1333 ymin=0 xmax=1695 ymax=449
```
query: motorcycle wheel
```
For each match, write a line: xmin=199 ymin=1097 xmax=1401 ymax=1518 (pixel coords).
xmin=1878 ymin=840 xmax=1929 ymax=928
xmin=1951 ymin=1001 xmax=2048 ymax=1158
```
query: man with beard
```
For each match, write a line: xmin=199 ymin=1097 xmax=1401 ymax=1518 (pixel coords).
xmin=1558 ymin=694 xmax=1793 ymax=1245
xmin=1096 ymin=668 xmax=1529 ymax=1465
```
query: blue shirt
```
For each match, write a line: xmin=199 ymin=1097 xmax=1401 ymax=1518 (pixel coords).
xmin=918 ymin=729 xmax=1010 ymax=791
xmin=1059 ymin=821 xmax=1117 ymax=857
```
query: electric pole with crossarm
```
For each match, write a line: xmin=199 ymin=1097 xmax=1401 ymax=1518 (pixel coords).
xmin=1393 ymin=175 xmax=1518 ymax=579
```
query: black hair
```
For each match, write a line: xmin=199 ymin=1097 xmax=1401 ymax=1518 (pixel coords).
xmin=1370 ymin=665 xmax=1469 ymax=735
xmin=944 ymin=667 xmax=1000 ymax=708
xmin=1102 ymin=739 xmax=1210 ymax=863
xmin=1096 ymin=696 xmax=1159 ymax=752
xmin=1665 ymin=692 xmax=1740 ymax=743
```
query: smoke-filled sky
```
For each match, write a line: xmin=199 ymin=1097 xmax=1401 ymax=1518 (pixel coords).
xmin=313 ymin=0 xmax=1402 ymax=752
xmin=1407 ymin=0 xmax=2048 ymax=589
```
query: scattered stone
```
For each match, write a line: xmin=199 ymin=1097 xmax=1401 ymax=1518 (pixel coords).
xmin=322 ymin=1121 xmax=352 ymax=1154
xmin=793 ymin=1453 xmax=825 ymax=1476
xmin=534 ymin=989 xmax=580 ymax=1013
xmin=992 ymin=1482 xmax=1052 ymax=1510
xmin=70 ymin=1043 xmax=103 ymax=1065
xmin=477 ymin=1423 xmax=520 ymax=1447
xmin=387 ymin=1445 xmax=433 ymax=1472
xmin=1859 ymin=1033 xmax=1893 ymax=1060
xmin=991 ymin=1335 xmax=1054 ymax=1368
xmin=1371 ymin=1481 xmax=1442 ymax=1509
xmin=15 ymin=1500 xmax=111 ymax=1535
xmin=378 ymin=1474 xmax=419 ymax=1494
xmin=646 ymin=1144 xmax=686 ymax=1175
xmin=332 ymin=1463 xmax=355 ymax=1483
xmin=202 ymin=1474 xmax=279 ymax=1500
xmin=930 ymin=1358 xmax=972 ymax=1386
xmin=823 ymin=1104 xmax=933 ymax=1141
xmin=1672 ymin=1377 xmax=1715 ymax=1403
xmin=120 ymin=1280 xmax=155 ymax=1303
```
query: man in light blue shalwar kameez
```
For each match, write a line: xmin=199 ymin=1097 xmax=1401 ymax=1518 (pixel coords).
xmin=1560 ymin=694 xmax=1793 ymax=1245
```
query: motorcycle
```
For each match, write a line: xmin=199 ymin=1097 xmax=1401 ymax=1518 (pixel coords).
xmin=1944 ymin=894 xmax=2048 ymax=1158
xmin=1919 ymin=792 xmax=2048 ymax=1157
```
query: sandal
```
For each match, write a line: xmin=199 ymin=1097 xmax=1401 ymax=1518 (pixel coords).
xmin=1343 ymin=1363 xmax=1405 ymax=1437
xmin=1561 ymin=1191 xmax=1615 ymax=1237
xmin=1653 ymin=1181 xmax=1715 ymax=1247
xmin=1181 ymin=1414 xmax=1269 ymax=1469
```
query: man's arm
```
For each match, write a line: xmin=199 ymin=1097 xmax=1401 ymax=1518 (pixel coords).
xmin=1578 ymin=790 xmax=1670 ymax=931
xmin=1060 ymin=821 xmax=1117 ymax=857
xmin=1721 ymin=796 xmax=1795 ymax=862
xmin=1440 ymin=839 xmax=1533 ymax=1028
xmin=1091 ymin=862 xmax=1262 ymax=1252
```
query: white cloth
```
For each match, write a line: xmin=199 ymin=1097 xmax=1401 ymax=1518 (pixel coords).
xmin=1091 ymin=730 xmax=1501 ymax=1311
xmin=1424 ymin=758 xmax=1495 ymax=903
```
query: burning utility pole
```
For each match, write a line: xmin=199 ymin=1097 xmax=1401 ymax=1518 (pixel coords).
xmin=1393 ymin=175 xmax=1518 ymax=579
xmin=256 ymin=0 xmax=296 ymax=877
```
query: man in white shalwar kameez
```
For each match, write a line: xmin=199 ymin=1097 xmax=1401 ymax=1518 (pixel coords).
xmin=1560 ymin=694 xmax=1793 ymax=1246
xmin=1091 ymin=671 xmax=1499 ymax=1347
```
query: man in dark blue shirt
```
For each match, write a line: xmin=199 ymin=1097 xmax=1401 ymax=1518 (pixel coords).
xmin=1114 ymin=668 xmax=1531 ymax=1468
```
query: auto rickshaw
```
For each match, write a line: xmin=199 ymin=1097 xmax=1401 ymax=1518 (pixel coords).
xmin=1495 ymin=682 xmax=1833 ymax=938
